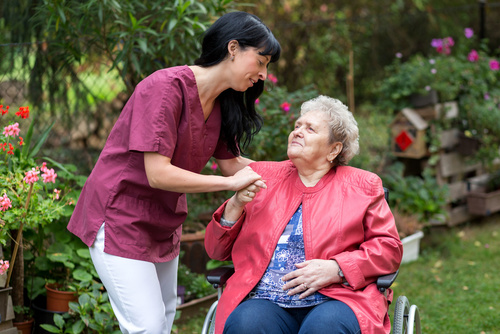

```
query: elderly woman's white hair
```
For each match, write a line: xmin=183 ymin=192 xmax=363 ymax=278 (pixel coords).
xmin=300 ymin=95 xmax=359 ymax=166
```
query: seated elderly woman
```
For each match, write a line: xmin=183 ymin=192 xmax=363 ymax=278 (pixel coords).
xmin=205 ymin=95 xmax=403 ymax=334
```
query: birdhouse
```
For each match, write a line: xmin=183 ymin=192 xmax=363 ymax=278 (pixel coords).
xmin=391 ymin=108 xmax=429 ymax=159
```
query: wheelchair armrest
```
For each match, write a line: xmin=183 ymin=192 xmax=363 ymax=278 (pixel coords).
xmin=377 ymin=270 xmax=399 ymax=292
xmin=206 ymin=265 xmax=235 ymax=287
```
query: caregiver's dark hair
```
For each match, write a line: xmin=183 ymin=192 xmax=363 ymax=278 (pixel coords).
xmin=195 ymin=11 xmax=281 ymax=156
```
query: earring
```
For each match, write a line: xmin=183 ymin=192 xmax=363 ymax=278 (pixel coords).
xmin=330 ymin=160 xmax=334 ymax=164
xmin=231 ymin=55 xmax=234 ymax=61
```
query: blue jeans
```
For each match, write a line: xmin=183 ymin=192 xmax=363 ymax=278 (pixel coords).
xmin=223 ymin=299 xmax=361 ymax=334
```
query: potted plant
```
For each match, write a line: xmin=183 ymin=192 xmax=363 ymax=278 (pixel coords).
xmin=32 ymin=222 xmax=96 ymax=313
xmin=382 ymin=163 xmax=450 ymax=263
xmin=379 ymin=28 xmax=500 ymax=168
xmin=0 ymin=104 xmax=78 ymax=323
xmin=466 ymin=170 xmax=500 ymax=216
xmin=13 ymin=305 xmax=34 ymax=334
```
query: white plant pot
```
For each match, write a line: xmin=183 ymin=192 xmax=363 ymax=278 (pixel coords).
xmin=401 ymin=231 xmax=424 ymax=264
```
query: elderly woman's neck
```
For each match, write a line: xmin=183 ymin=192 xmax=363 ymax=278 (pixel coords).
xmin=297 ymin=167 xmax=332 ymax=187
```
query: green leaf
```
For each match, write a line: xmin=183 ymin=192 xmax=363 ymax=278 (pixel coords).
xmin=53 ymin=313 xmax=65 ymax=328
xmin=29 ymin=120 xmax=56 ymax=159
xmin=72 ymin=320 xmax=86 ymax=334
xmin=40 ymin=324 xmax=60 ymax=333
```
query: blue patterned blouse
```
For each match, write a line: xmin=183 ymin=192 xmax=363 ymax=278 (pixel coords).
xmin=248 ymin=204 xmax=330 ymax=308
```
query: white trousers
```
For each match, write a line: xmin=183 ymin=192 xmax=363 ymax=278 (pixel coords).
xmin=89 ymin=224 xmax=178 ymax=334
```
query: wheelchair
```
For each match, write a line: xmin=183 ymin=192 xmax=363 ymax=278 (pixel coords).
xmin=201 ymin=266 xmax=421 ymax=334
xmin=201 ymin=188 xmax=422 ymax=334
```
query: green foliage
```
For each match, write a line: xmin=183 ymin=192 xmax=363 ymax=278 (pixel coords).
xmin=40 ymin=281 xmax=120 ymax=333
xmin=382 ymin=162 xmax=449 ymax=223
xmin=177 ymin=261 xmax=214 ymax=302
xmin=349 ymin=105 xmax=393 ymax=173
xmin=34 ymin=0 xmax=235 ymax=92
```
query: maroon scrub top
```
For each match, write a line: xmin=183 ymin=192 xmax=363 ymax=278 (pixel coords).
xmin=67 ymin=66 xmax=235 ymax=262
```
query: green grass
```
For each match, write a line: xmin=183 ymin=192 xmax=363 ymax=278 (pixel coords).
xmin=390 ymin=214 xmax=500 ymax=333
xmin=173 ymin=214 xmax=500 ymax=333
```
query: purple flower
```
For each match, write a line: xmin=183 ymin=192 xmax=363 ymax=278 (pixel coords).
xmin=464 ymin=28 xmax=474 ymax=39
xmin=431 ymin=68 xmax=437 ymax=74
xmin=395 ymin=52 xmax=402 ymax=58
xmin=484 ymin=93 xmax=490 ymax=100
xmin=425 ymin=86 xmax=431 ymax=91
xmin=431 ymin=39 xmax=442 ymax=48
xmin=429 ymin=59 xmax=435 ymax=65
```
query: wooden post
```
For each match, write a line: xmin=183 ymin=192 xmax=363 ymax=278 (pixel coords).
xmin=346 ymin=49 xmax=355 ymax=113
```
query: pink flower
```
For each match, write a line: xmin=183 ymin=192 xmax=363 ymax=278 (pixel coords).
xmin=464 ymin=28 xmax=474 ymax=39
xmin=489 ymin=59 xmax=500 ymax=71
xmin=432 ymin=37 xmax=454 ymax=55
xmin=23 ymin=168 xmax=40 ymax=184
xmin=3 ymin=122 xmax=20 ymax=137
xmin=395 ymin=52 xmax=402 ymax=58
xmin=41 ymin=162 xmax=48 ymax=173
xmin=431 ymin=68 xmax=437 ymax=74
xmin=280 ymin=102 xmax=291 ymax=113
xmin=42 ymin=168 xmax=57 ymax=183
xmin=468 ymin=49 xmax=479 ymax=62
xmin=0 ymin=259 xmax=9 ymax=275
xmin=210 ymin=161 xmax=218 ymax=172
xmin=0 ymin=194 xmax=12 ymax=212
xmin=54 ymin=189 xmax=61 ymax=200
xmin=267 ymin=73 xmax=278 ymax=84
xmin=484 ymin=93 xmax=490 ymax=100
xmin=255 ymin=98 xmax=260 ymax=105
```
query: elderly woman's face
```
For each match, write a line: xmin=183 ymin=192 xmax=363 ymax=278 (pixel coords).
xmin=287 ymin=110 xmax=337 ymax=164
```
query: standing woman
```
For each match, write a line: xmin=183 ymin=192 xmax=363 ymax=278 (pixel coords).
xmin=67 ymin=11 xmax=281 ymax=333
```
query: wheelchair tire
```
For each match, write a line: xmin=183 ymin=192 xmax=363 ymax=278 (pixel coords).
xmin=201 ymin=300 xmax=218 ymax=334
xmin=393 ymin=295 xmax=410 ymax=334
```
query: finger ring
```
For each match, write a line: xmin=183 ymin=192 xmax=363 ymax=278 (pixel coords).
xmin=246 ymin=191 xmax=250 ymax=196
xmin=302 ymin=283 xmax=308 ymax=289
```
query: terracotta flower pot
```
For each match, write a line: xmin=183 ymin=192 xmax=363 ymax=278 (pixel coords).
xmin=45 ymin=283 xmax=77 ymax=313
xmin=14 ymin=317 xmax=34 ymax=334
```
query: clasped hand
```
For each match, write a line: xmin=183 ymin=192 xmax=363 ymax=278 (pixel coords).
xmin=281 ymin=259 xmax=342 ymax=299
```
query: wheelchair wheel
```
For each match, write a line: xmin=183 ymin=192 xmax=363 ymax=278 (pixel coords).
xmin=393 ymin=296 xmax=410 ymax=334
xmin=201 ymin=300 xmax=218 ymax=334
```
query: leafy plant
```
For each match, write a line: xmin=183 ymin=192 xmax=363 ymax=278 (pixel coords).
xmin=34 ymin=0 xmax=234 ymax=93
xmin=382 ymin=162 xmax=449 ymax=224
xmin=0 ymin=104 xmax=78 ymax=321
xmin=177 ymin=260 xmax=213 ymax=303
xmin=40 ymin=281 xmax=120 ymax=334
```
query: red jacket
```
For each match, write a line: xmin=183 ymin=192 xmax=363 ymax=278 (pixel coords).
xmin=205 ymin=161 xmax=403 ymax=334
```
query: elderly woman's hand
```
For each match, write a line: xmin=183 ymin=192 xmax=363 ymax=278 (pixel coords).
xmin=223 ymin=178 xmax=266 ymax=222
xmin=281 ymin=259 xmax=343 ymax=299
